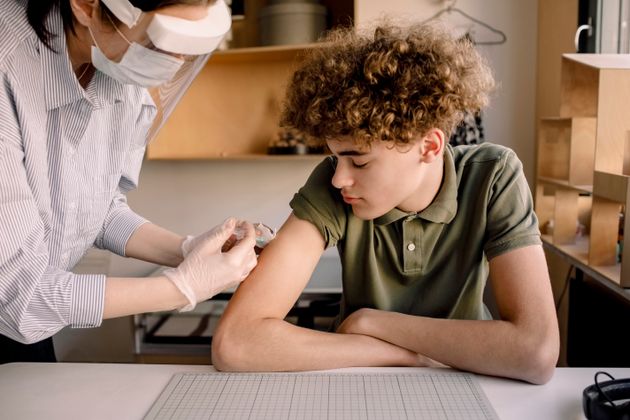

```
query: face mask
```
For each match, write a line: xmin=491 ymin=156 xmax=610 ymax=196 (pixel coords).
xmin=89 ymin=27 xmax=185 ymax=87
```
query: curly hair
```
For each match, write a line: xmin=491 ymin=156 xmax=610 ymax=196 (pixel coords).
xmin=280 ymin=22 xmax=495 ymax=147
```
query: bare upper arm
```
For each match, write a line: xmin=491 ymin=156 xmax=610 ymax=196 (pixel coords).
xmin=220 ymin=213 xmax=327 ymax=323
xmin=488 ymin=244 xmax=556 ymax=326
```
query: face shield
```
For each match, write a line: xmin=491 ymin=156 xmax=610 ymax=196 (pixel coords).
xmin=99 ymin=0 xmax=231 ymax=141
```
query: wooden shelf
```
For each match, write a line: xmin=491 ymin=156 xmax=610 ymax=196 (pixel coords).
xmin=145 ymin=0 xmax=355 ymax=160
xmin=542 ymin=235 xmax=623 ymax=288
xmin=592 ymin=171 xmax=630 ymax=202
xmin=543 ymin=235 xmax=625 ymax=291
xmin=536 ymin=54 xmax=630 ymax=288
xmin=559 ymin=56 xmax=599 ymax=118
xmin=538 ymin=117 xmax=596 ymax=185
xmin=147 ymin=153 xmax=329 ymax=161
xmin=562 ymin=53 xmax=630 ymax=70
xmin=211 ymin=44 xmax=315 ymax=64
xmin=537 ymin=177 xmax=592 ymax=194
xmin=147 ymin=51 xmax=304 ymax=160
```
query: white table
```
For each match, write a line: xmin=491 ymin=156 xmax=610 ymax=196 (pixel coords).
xmin=0 ymin=363 xmax=628 ymax=419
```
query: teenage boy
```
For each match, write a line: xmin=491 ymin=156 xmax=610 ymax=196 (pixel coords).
xmin=212 ymin=23 xmax=559 ymax=384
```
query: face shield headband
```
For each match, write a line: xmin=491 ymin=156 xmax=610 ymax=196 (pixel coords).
xmin=99 ymin=0 xmax=232 ymax=55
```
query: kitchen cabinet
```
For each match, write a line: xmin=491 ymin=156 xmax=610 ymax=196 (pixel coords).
xmin=146 ymin=0 xmax=354 ymax=160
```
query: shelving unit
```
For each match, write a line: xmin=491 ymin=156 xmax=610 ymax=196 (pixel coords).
xmin=538 ymin=117 xmax=596 ymax=185
xmin=146 ymin=0 xmax=354 ymax=160
xmin=536 ymin=54 xmax=630 ymax=288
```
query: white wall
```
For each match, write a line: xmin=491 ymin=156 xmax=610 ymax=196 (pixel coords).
xmin=108 ymin=159 xmax=340 ymax=280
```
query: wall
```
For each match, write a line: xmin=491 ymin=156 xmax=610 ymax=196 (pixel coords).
xmin=107 ymin=159 xmax=342 ymax=281
xmin=536 ymin=0 xmax=578 ymax=367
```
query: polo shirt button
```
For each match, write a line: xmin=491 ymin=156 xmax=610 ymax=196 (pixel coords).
xmin=407 ymin=243 xmax=416 ymax=251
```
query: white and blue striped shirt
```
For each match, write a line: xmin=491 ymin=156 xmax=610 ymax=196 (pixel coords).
xmin=0 ymin=1 xmax=155 ymax=343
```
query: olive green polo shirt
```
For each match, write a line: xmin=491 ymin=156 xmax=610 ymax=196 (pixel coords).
xmin=290 ymin=143 xmax=541 ymax=324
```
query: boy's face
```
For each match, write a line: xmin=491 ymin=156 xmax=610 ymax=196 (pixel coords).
xmin=326 ymin=134 xmax=443 ymax=220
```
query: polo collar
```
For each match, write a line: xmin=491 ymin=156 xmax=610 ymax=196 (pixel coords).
xmin=374 ymin=144 xmax=459 ymax=225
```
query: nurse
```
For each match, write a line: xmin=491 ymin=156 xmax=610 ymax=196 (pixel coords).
xmin=0 ymin=0 xmax=257 ymax=362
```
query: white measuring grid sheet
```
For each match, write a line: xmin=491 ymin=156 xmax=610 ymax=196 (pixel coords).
xmin=144 ymin=371 xmax=499 ymax=420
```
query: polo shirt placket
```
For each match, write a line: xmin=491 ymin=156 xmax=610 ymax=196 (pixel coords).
xmin=403 ymin=216 xmax=424 ymax=274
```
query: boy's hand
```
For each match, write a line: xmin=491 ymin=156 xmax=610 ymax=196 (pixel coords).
xmin=337 ymin=308 xmax=449 ymax=368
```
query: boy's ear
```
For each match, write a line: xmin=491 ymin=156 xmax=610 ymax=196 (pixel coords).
xmin=69 ymin=0 xmax=99 ymax=27
xmin=419 ymin=128 xmax=445 ymax=163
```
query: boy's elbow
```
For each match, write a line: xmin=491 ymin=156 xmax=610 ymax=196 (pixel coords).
xmin=520 ymin=330 xmax=559 ymax=385
xmin=211 ymin=322 xmax=249 ymax=372
xmin=523 ymin=353 xmax=556 ymax=385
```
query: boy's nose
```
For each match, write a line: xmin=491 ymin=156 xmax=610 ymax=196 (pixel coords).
xmin=331 ymin=164 xmax=353 ymax=190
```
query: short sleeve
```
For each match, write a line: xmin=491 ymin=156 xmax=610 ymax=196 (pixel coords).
xmin=484 ymin=149 xmax=541 ymax=260
xmin=289 ymin=157 xmax=347 ymax=248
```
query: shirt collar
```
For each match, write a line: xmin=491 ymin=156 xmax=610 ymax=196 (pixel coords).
xmin=374 ymin=144 xmax=459 ymax=225
xmin=41 ymin=9 xmax=126 ymax=110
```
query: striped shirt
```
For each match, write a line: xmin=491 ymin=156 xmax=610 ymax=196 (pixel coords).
xmin=0 ymin=1 xmax=155 ymax=343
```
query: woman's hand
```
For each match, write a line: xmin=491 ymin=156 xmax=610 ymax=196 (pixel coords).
xmin=164 ymin=218 xmax=258 ymax=311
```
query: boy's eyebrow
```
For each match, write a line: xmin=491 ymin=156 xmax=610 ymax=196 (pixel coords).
xmin=337 ymin=150 xmax=366 ymax=156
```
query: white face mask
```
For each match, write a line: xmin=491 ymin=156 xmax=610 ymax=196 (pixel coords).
xmin=89 ymin=27 xmax=185 ymax=87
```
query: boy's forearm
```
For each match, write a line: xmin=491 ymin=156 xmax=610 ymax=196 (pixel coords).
xmin=341 ymin=309 xmax=558 ymax=384
xmin=212 ymin=317 xmax=427 ymax=372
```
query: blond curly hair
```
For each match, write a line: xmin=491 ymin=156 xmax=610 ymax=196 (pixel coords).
xmin=280 ymin=22 xmax=495 ymax=147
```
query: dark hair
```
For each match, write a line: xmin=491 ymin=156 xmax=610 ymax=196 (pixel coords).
xmin=281 ymin=23 xmax=495 ymax=147
xmin=26 ymin=0 xmax=209 ymax=51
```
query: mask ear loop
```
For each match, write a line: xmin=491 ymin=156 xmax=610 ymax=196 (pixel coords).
xmin=87 ymin=25 xmax=102 ymax=51
xmin=104 ymin=11 xmax=133 ymax=45
xmin=87 ymin=11 xmax=133 ymax=63
xmin=104 ymin=10 xmax=186 ymax=60
xmin=594 ymin=371 xmax=618 ymax=409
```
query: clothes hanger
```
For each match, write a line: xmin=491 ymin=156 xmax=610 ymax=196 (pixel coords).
xmin=421 ymin=0 xmax=507 ymax=46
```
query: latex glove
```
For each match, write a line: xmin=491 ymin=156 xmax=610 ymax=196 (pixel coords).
xmin=183 ymin=221 xmax=275 ymax=257
xmin=164 ymin=218 xmax=258 ymax=311
xmin=222 ymin=222 xmax=276 ymax=255
xmin=181 ymin=224 xmax=223 ymax=258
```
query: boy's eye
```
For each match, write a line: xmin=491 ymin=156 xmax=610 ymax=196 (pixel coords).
xmin=352 ymin=161 xmax=368 ymax=168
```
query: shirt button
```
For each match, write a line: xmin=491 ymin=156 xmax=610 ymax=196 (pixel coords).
xmin=68 ymin=147 xmax=75 ymax=156
xmin=69 ymin=202 xmax=77 ymax=209
xmin=407 ymin=243 xmax=416 ymax=251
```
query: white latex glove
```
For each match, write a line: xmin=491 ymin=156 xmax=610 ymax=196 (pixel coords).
xmin=183 ymin=221 xmax=276 ymax=257
xmin=164 ymin=218 xmax=258 ymax=311
xmin=181 ymin=224 xmax=223 ymax=258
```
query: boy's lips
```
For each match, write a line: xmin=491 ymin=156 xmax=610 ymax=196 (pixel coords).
xmin=342 ymin=193 xmax=360 ymax=204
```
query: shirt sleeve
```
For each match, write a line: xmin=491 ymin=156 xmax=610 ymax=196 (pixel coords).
xmin=0 ymin=73 xmax=104 ymax=343
xmin=484 ymin=148 xmax=542 ymax=260
xmin=93 ymin=95 xmax=154 ymax=256
xmin=289 ymin=156 xmax=348 ymax=248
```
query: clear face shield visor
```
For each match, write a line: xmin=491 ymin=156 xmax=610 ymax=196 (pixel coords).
xmin=99 ymin=0 xmax=231 ymax=140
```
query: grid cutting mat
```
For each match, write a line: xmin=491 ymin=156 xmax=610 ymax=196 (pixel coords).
xmin=144 ymin=371 xmax=499 ymax=420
